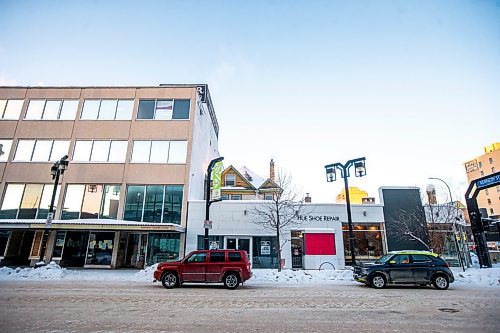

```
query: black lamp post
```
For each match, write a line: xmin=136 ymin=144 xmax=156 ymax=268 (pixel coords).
xmin=324 ymin=157 xmax=366 ymax=265
xmin=37 ymin=155 xmax=69 ymax=266
xmin=204 ymin=156 xmax=224 ymax=250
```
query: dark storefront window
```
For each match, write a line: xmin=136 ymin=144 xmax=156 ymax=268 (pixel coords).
xmin=124 ymin=185 xmax=183 ymax=224
xmin=86 ymin=232 xmax=114 ymax=265
xmin=52 ymin=231 xmax=67 ymax=258
xmin=146 ymin=233 xmax=180 ymax=265
xmin=197 ymin=235 xmax=224 ymax=250
xmin=252 ymin=236 xmax=278 ymax=269
xmin=0 ymin=231 xmax=10 ymax=256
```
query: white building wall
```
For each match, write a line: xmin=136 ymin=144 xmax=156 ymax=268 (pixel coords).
xmin=186 ymin=201 xmax=385 ymax=270
xmin=187 ymin=94 xmax=220 ymax=201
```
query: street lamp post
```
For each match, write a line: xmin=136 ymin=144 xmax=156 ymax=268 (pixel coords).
xmin=428 ymin=177 xmax=467 ymax=271
xmin=37 ymin=155 xmax=69 ymax=266
xmin=204 ymin=156 xmax=224 ymax=250
xmin=325 ymin=157 xmax=366 ymax=265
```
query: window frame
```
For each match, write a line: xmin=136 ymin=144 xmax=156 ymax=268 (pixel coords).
xmin=72 ymin=139 xmax=128 ymax=163
xmin=81 ymin=99 xmax=134 ymax=121
xmin=225 ymin=174 xmax=236 ymax=186
xmin=13 ymin=139 xmax=70 ymax=163
xmin=130 ymin=140 xmax=187 ymax=164
xmin=136 ymin=99 xmax=190 ymax=120
xmin=0 ymin=99 xmax=24 ymax=120
xmin=25 ymin=99 xmax=79 ymax=120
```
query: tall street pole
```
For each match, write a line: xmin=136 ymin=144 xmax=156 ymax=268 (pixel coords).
xmin=342 ymin=165 xmax=356 ymax=265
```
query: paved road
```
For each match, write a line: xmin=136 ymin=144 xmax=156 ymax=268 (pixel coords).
xmin=0 ymin=280 xmax=498 ymax=333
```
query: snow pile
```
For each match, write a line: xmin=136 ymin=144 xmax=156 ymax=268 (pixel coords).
xmin=248 ymin=268 xmax=355 ymax=285
xmin=133 ymin=263 xmax=158 ymax=282
xmin=453 ymin=267 xmax=500 ymax=287
xmin=0 ymin=261 xmax=67 ymax=280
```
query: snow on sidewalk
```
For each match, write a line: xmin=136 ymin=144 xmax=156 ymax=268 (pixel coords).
xmin=0 ymin=262 xmax=499 ymax=288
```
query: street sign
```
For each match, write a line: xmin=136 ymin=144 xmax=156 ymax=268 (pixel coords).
xmin=45 ymin=212 xmax=54 ymax=228
xmin=477 ymin=174 xmax=500 ymax=189
xmin=204 ymin=220 xmax=212 ymax=229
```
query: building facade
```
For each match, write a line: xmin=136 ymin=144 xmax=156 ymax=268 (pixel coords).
xmin=464 ymin=142 xmax=500 ymax=218
xmin=0 ymin=84 xmax=219 ymax=268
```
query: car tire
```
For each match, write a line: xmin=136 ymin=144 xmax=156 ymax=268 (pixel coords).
xmin=161 ymin=271 xmax=179 ymax=289
xmin=223 ymin=272 xmax=240 ymax=290
xmin=370 ymin=274 xmax=387 ymax=289
xmin=432 ymin=274 xmax=449 ymax=290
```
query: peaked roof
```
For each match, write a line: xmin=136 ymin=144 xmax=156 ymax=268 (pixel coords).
xmin=238 ymin=166 xmax=266 ymax=189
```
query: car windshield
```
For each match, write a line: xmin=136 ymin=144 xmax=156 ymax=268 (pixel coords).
xmin=374 ymin=254 xmax=393 ymax=264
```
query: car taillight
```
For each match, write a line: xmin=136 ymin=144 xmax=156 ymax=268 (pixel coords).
xmin=444 ymin=262 xmax=449 ymax=267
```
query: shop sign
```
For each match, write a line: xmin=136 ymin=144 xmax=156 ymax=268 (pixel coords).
xmin=464 ymin=159 xmax=478 ymax=173
xmin=211 ymin=161 xmax=224 ymax=200
xmin=210 ymin=241 xmax=219 ymax=250
xmin=297 ymin=214 xmax=340 ymax=222
xmin=204 ymin=220 xmax=212 ymax=229
xmin=45 ymin=212 xmax=54 ymax=228
xmin=261 ymin=241 xmax=271 ymax=255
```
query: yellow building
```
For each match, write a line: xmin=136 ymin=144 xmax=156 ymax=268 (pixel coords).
xmin=464 ymin=142 xmax=500 ymax=218
xmin=336 ymin=187 xmax=368 ymax=204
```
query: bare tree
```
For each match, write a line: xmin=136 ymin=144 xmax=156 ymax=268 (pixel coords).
xmin=250 ymin=169 xmax=305 ymax=272
xmin=390 ymin=209 xmax=431 ymax=251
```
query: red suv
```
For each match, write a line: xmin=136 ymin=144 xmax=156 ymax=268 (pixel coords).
xmin=153 ymin=250 xmax=252 ymax=290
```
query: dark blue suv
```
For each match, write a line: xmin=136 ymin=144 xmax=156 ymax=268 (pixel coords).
xmin=354 ymin=251 xmax=455 ymax=290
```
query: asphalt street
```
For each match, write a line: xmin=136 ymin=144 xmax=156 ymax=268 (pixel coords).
xmin=0 ymin=280 xmax=498 ymax=333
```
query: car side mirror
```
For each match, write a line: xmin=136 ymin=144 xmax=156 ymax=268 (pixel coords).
xmin=388 ymin=260 xmax=396 ymax=265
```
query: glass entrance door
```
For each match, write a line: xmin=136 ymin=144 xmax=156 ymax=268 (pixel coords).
xmin=226 ymin=237 xmax=251 ymax=259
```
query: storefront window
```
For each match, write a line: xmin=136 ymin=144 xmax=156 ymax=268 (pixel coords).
xmin=0 ymin=184 xmax=60 ymax=219
xmin=124 ymin=185 xmax=145 ymax=221
xmin=0 ymin=231 xmax=10 ymax=256
xmin=80 ymin=185 xmax=103 ymax=219
xmin=342 ymin=223 xmax=384 ymax=258
xmin=86 ymin=232 xmax=114 ymax=265
xmin=52 ymin=231 xmax=67 ymax=258
xmin=252 ymin=236 xmax=278 ymax=269
xmin=146 ymin=233 xmax=180 ymax=265
xmin=163 ymin=185 xmax=183 ymax=224
xmin=62 ymin=184 xmax=120 ymax=220
xmin=197 ymin=235 xmax=224 ymax=250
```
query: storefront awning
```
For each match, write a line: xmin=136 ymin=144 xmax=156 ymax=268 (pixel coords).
xmin=0 ymin=219 xmax=185 ymax=232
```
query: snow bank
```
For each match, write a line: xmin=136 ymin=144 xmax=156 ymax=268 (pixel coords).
xmin=1 ymin=263 xmax=499 ymax=288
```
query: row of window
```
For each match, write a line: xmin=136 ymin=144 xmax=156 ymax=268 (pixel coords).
xmin=0 ymin=139 xmax=188 ymax=164
xmin=0 ymin=98 xmax=191 ymax=121
xmin=478 ymin=157 xmax=495 ymax=168
xmin=0 ymin=183 xmax=183 ymax=224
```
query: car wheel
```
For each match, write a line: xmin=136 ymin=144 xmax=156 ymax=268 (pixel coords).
xmin=161 ymin=272 xmax=178 ymax=289
xmin=223 ymin=273 xmax=240 ymax=290
xmin=432 ymin=275 xmax=449 ymax=290
xmin=371 ymin=274 xmax=386 ymax=289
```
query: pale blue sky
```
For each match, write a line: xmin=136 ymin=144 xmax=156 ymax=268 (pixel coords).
xmin=1 ymin=0 xmax=499 ymax=203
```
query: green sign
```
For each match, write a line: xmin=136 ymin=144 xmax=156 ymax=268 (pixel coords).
xmin=211 ymin=161 xmax=224 ymax=200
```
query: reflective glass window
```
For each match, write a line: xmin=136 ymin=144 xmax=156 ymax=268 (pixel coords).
xmin=61 ymin=184 xmax=85 ymax=219
xmin=0 ymin=100 xmax=6 ymax=116
xmin=18 ymin=184 xmax=44 ymax=219
xmin=172 ymin=100 xmax=190 ymax=119
xmin=43 ymin=100 xmax=61 ymax=120
xmin=137 ymin=100 xmax=155 ymax=119
xmin=37 ymin=184 xmax=61 ymax=219
xmin=32 ymin=140 xmax=52 ymax=161
xmin=3 ymin=100 xmax=23 ymax=120
xmin=131 ymin=141 xmax=151 ymax=162
xmin=150 ymin=141 xmax=169 ymax=163
xmin=0 ymin=231 xmax=10 ymax=257
xmin=124 ymin=185 xmax=145 ymax=221
xmin=52 ymin=231 xmax=66 ymax=258
xmin=163 ymin=185 xmax=183 ymax=224
xmin=90 ymin=141 xmax=110 ymax=162
xmin=80 ymin=184 xmax=103 ymax=219
xmin=115 ymin=100 xmax=134 ymax=120
xmin=14 ymin=140 xmax=35 ymax=161
xmin=98 ymin=100 xmax=117 ymax=120
xmin=101 ymin=185 xmax=120 ymax=219
xmin=86 ymin=232 xmax=114 ymax=265
xmin=225 ymin=174 xmax=236 ymax=186
xmin=108 ymin=141 xmax=128 ymax=162
xmin=146 ymin=233 xmax=180 ymax=264
xmin=59 ymin=100 xmax=79 ymax=120
xmin=50 ymin=141 xmax=69 ymax=161
xmin=25 ymin=100 xmax=45 ymax=119
xmin=73 ymin=141 xmax=92 ymax=161
xmin=81 ymin=100 xmax=100 ymax=120
xmin=0 ymin=140 xmax=13 ymax=162
xmin=143 ymin=185 xmax=164 ymax=223
xmin=168 ymin=141 xmax=187 ymax=164
xmin=155 ymin=100 xmax=173 ymax=120
xmin=0 ymin=184 xmax=24 ymax=219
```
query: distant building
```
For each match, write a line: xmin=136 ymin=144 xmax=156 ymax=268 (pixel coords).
xmin=336 ymin=187 xmax=369 ymax=204
xmin=464 ymin=142 xmax=500 ymax=218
